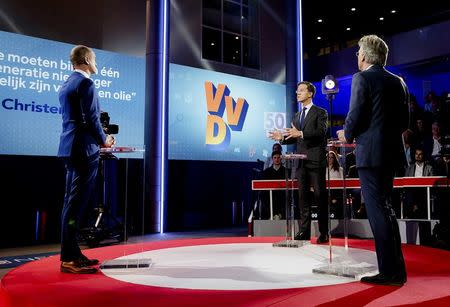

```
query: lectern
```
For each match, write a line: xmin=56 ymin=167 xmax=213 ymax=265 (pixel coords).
xmin=273 ymin=153 xmax=308 ymax=248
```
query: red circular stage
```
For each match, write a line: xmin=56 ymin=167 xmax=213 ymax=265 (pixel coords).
xmin=1 ymin=237 xmax=450 ymax=306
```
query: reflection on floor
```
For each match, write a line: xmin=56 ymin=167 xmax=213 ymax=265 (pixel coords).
xmin=0 ymin=226 xmax=248 ymax=279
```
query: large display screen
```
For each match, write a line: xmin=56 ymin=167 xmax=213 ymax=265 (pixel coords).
xmin=168 ymin=64 xmax=286 ymax=161
xmin=0 ymin=31 xmax=287 ymax=162
xmin=0 ymin=31 xmax=145 ymax=157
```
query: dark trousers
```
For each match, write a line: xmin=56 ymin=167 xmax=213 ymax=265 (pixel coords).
xmin=60 ymin=153 xmax=99 ymax=262
xmin=358 ymin=167 xmax=406 ymax=277
xmin=297 ymin=165 xmax=328 ymax=235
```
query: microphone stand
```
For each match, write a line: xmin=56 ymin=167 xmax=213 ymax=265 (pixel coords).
xmin=326 ymin=93 xmax=335 ymax=263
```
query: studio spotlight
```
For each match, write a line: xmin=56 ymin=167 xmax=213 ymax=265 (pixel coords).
xmin=321 ymin=75 xmax=339 ymax=95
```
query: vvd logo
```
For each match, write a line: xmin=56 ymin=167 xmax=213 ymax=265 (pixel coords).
xmin=204 ymin=82 xmax=249 ymax=150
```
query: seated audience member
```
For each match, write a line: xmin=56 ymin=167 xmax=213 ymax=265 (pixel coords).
xmin=408 ymin=94 xmax=424 ymax=129
xmin=345 ymin=149 xmax=356 ymax=177
xmin=424 ymin=91 xmax=438 ymax=113
xmin=411 ymin=118 xmax=433 ymax=158
xmin=326 ymin=151 xmax=343 ymax=180
xmin=404 ymin=148 xmax=435 ymax=219
xmin=325 ymin=151 xmax=344 ymax=217
xmin=345 ymin=154 xmax=364 ymax=217
xmin=264 ymin=143 xmax=283 ymax=170
xmin=402 ymin=129 xmax=415 ymax=167
xmin=261 ymin=150 xmax=287 ymax=219
xmin=430 ymin=122 xmax=443 ymax=161
xmin=436 ymin=155 xmax=450 ymax=177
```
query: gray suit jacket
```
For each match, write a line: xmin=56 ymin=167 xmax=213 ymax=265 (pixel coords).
xmin=405 ymin=162 xmax=435 ymax=177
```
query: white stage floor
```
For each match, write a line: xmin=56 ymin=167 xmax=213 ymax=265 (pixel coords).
xmin=101 ymin=243 xmax=378 ymax=290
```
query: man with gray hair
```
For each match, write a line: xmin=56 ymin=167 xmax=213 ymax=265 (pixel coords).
xmin=337 ymin=35 xmax=408 ymax=286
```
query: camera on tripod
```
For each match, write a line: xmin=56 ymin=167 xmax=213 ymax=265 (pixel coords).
xmin=100 ymin=111 xmax=119 ymax=135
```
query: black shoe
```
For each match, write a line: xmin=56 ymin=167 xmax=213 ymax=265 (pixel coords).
xmin=360 ymin=273 xmax=406 ymax=286
xmin=316 ymin=234 xmax=329 ymax=244
xmin=294 ymin=232 xmax=310 ymax=241
xmin=78 ymin=254 xmax=99 ymax=266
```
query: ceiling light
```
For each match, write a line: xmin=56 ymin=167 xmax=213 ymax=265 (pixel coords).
xmin=318 ymin=19 xmax=323 ymax=23
xmin=317 ymin=36 xmax=321 ymax=40
xmin=210 ymin=42 xmax=215 ymax=46
xmin=391 ymin=10 xmax=396 ymax=14
xmin=346 ymin=27 xmax=351 ymax=31
xmin=351 ymin=8 xmax=356 ymax=11
xmin=379 ymin=17 xmax=384 ymax=21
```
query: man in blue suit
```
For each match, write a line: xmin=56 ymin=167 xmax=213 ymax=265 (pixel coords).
xmin=58 ymin=45 xmax=114 ymax=274
xmin=338 ymin=35 xmax=407 ymax=286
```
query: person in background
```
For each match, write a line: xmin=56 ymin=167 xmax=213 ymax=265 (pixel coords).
xmin=261 ymin=150 xmax=287 ymax=219
xmin=326 ymin=151 xmax=344 ymax=180
xmin=326 ymin=150 xmax=344 ymax=218
xmin=264 ymin=143 xmax=283 ymax=170
xmin=430 ymin=121 xmax=442 ymax=160
xmin=404 ymin=147 xmax=435 ymax=218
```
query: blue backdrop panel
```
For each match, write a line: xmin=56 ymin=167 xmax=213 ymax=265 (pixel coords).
xmin=0 ymin=31 xmax=145 ymax=157
xmin=0 ymin=31 xmax=287 ymax=162
xmin=168 ymin=64 xmax=286 ymax=162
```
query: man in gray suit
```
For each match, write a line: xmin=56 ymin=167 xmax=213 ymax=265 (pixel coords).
xmin=404 ymin=147 xmax=435 ymax=218
xmin=269 ymin=81 xmax=328 ymax=243
xmin=338 ymin=35 xmax=407 ymax=286
xmin=405 ymin=148 xmax=435 ymax=177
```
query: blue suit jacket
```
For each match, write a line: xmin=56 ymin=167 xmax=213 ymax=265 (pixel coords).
xmin=57 ymin=72 xmax=106 ymax=158
xmin=344 ymin=65 xmax=408 ymax=168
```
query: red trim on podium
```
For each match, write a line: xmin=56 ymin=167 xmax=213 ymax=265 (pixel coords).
xmin=252 ymin=176 xmax=449 ymax=190
xmin=252 ymin=180 xmax=299 ymax=190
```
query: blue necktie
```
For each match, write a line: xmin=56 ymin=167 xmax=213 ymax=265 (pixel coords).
xmin=299 ymin=107 xmax=307 ymax=129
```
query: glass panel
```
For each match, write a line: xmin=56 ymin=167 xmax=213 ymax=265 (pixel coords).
xmin=242 ymin=3 xmax=259 ymax=38
xmin=223 ymin=1 xmax=241 ymax=34
xmin=202 ymin=0 xmax=222 ymax=29
xmin=202 ymin=27 xmax=222 ymax=61
xmin=243 ymin=37 xmax=259 ymax=69
xmin=223 ymin=32 xmax=241 ymax=65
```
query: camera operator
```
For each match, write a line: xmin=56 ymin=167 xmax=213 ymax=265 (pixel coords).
xmin=57 ymin=45 xmax=115 ymax=274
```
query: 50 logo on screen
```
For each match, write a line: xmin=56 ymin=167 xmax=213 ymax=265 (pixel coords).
xmin=264 ymin=112 xmax=286 ymax=131
xmin=204 ymin=82 xmax=249 ymax=150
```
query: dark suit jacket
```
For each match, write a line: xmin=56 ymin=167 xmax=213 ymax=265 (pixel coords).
xmin=57 ymin=72 xmax=106 ymax=158
xmin=344 ymin=65 xmax=408 ymax=168
xmin=282 ymin=104 xmax=328 ymax=168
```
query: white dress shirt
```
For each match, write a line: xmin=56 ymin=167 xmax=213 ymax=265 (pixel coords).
xmin=414 ymin=162 xmax=424 ymax=177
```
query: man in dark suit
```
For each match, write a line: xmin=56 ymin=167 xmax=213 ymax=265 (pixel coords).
xmin=269 ymin=81 xmax=329 ymax=243
xmin=338 ymin=35 xmax=407 ymax=286
xmin=58 ymin=45 xmax=114 ymax=274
